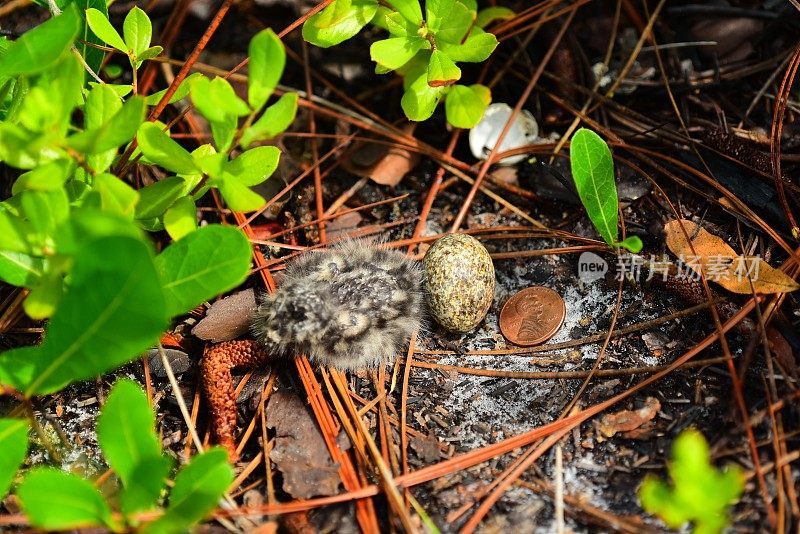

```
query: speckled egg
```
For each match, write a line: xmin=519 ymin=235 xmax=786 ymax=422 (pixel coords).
xmin=423 ymin=234 xmax=495 ymax=332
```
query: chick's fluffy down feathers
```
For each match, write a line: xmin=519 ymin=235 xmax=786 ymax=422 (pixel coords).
xmin=251 ymin=241 xmax=424 ymax=370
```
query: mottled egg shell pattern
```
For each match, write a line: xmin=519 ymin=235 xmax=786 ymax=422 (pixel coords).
xmin=423 ymin=234 xmax=495 ymax=332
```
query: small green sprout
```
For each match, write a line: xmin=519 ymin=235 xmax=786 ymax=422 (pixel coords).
xmin=302 ymin=0 xmax=513 ymax=128
xmin=639 ymin=429 xmax=745 ymax=534
xmin=569 ymin=128 xmax=642 ymax=253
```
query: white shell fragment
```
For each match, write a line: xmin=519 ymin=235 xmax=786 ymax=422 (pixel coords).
xmin=468 ymin=103 xmax=539 ymax=165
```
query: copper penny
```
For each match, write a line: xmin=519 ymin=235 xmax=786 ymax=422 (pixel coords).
xmin=499 ymin=286 xmax=565 ymax=346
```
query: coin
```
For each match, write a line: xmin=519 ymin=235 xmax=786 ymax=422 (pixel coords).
xmin=499 ymin=286 xmax=566 ymax=346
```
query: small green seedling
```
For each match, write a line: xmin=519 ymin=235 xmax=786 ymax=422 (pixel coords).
xmin=302 ymin=0 xmax=513 ymax=128
xmin=639 ymin=429 xmax=744 ymax=534
xmin=569 ymin=128 xmax=642 ymax=253
xmin=2 ymin=380 xmax=233 ymax=532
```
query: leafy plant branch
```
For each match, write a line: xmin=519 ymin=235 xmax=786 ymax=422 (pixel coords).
xmin=0 ymin=5 xmax=300 ymax=528
xmin=302 ymin=0 xmax=513 ymax=128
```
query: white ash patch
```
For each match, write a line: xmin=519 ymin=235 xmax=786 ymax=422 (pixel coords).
xmin=27 ymin=372 xmax=140 ymax=472
xmin=417 ymin=254 xmax=629 ymax=449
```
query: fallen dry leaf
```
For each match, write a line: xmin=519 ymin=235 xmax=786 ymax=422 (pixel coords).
xmin=768 ymin=326 xmax=797 ymax=381
xmin=266 ymin=390 xmax=341 ymax=499
xmin=597 ymin=397 xmax=661 ymax=438
xmin=664 ymin=219 xmax=800 ymax=294
xmin=622 ymin=421 xmax=657 ymax=440
xmin=410 ymin=431 xmax=443 ymax=463
xmin=146 ymin=348 xmax=192 ymax=377
xmin=192 ymin=289 xmax=258 ymax=342
xmin=341 ymin=123 xmax=419 ymax=187
xmin=325 ymin=211 xmax=363 ymax=241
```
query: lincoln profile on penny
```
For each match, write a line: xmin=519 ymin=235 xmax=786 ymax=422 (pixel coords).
xmin=498 ymin=286 xmax=565 ymax=347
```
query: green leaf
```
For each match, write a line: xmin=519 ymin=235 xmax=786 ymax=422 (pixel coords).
xmin=0 ymin=207 xmax=33 ymax=253
xmin=476 ymin=6 xmax=514 ymax=28
xmin=0 ymin=235 xmax=167 ymax=395
xmin=12 ymin=160 xmax=72 ymax=194
xmin=143 ymin=448 xmax=233 ymax=534
xmin=215 ymin=175 xmax=266 ymax=213
xmin=387 ymin=11 xmax=418 ymax=36
xmin=387 ymin=0 xmax=422 ymax=24
xmin=163 ymin=195 xmax=196 ymax=240
xmin=103 ymin=64 xmax=124 ymax=78
xmin=136 ymin=45 xmax=163 ymax=65
xmin=84 ymin=82 xmax=122 ymax=129
xmin=47 ymin=52 xmax=85 ymax=123
xmin=23 ymin=268 xmax=63 ymax=319
xmin=425 ymin=0 xmax=471 ymax=43
xmin=616 ymin=235 xmax=643 ymax=253
xmin=302 ymin=0 xmax=379 ymax=48
xmin=569 ymin=128 xmax=618 ymax=247
xmin=190 ymin=76 xmax=250 ymax=123
xmin=224 ymin=146 xmax=280 ymax=186
xmin=69 ymin=94 xmax=146 ymax=154
xmin=457 ymin=0 xmax=477 ymax=12
xmin=5 ymin=75 xmax=28 ymax=123
xmin=21 ymin=189 xmax=70 ymax=238
xmin=0 ymin=251 xmax=46 ymax=287
xmin=444 ymin=83 xmax=488 ymax=128
xmin=371 ymin=36 xmax=426 ymax=71
xmin=427 ymin=49 xmax=460 ymax=87
xmin=135 ymin=176 xmax=186 ymax=220
xmin=137 ymin=122 xmax=199 ymax=175
xmin=74 ymin=0 xmax=108 ymax=75
xmin=93 ymin=94 xmax=146 ymax=152
xmin=17 ymin=468 xmax=117 ymax=530
xmin=208 ymin=116 xmax=238 ymax=153
xmin=85 ymin=7 xmax=127 ymax=53
xmin=121 ymin=456 xmax=172 ymax=516
xmin=438 ymin=29 xmax=497 ymax=62
xmin=123 ymin=7 xmax=152 ymax=57
xmin=469 ymin=83 xmax=491 ymax=106
xmin=0 ymin=77 xmax=14 ymax=109
xmin=248 ymin=29 xmax=284 ymax=111
xmin=97 ymin=379 xmax=162 ymax=481
xmin=89 ymin=82 xmax=132 ymax=98
xmin=15 ymin=88 xmax=50 ymax=133
xmin=308 ymin=0 xmax=354 ymax=28
xmin=189 ymin=77 xmax=248 ymax=152
xmin=401 ymin=67 xmax=445 ymax=121
xmin=372 ymin=8 xmax=414 ymax=36
xmin=54 ymin=209 xmax=144 ymax=255
xmin=144 ymin=72 xmax=202 ymax=106
xmin=93 ymin=173 xmax=139 ymax=217
xmin=0 ymin=123 xmax=41 ymax=169
xmin=155 ymin=224 xmax=251 ymax=318
xmin=97 ymin=379 xmax=170 ymax=514
xmin=240 ymin=92 xmax=298 ymax=148
xmin=19 ymin=82 xmax=77 ymax=134
xmin=0 ymin=5 xmax=81 ymax=76
xmin=192 ymin=150 xmax=227 ymax=179
xmin=0 ymin=418 xmax=28 ymax=499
